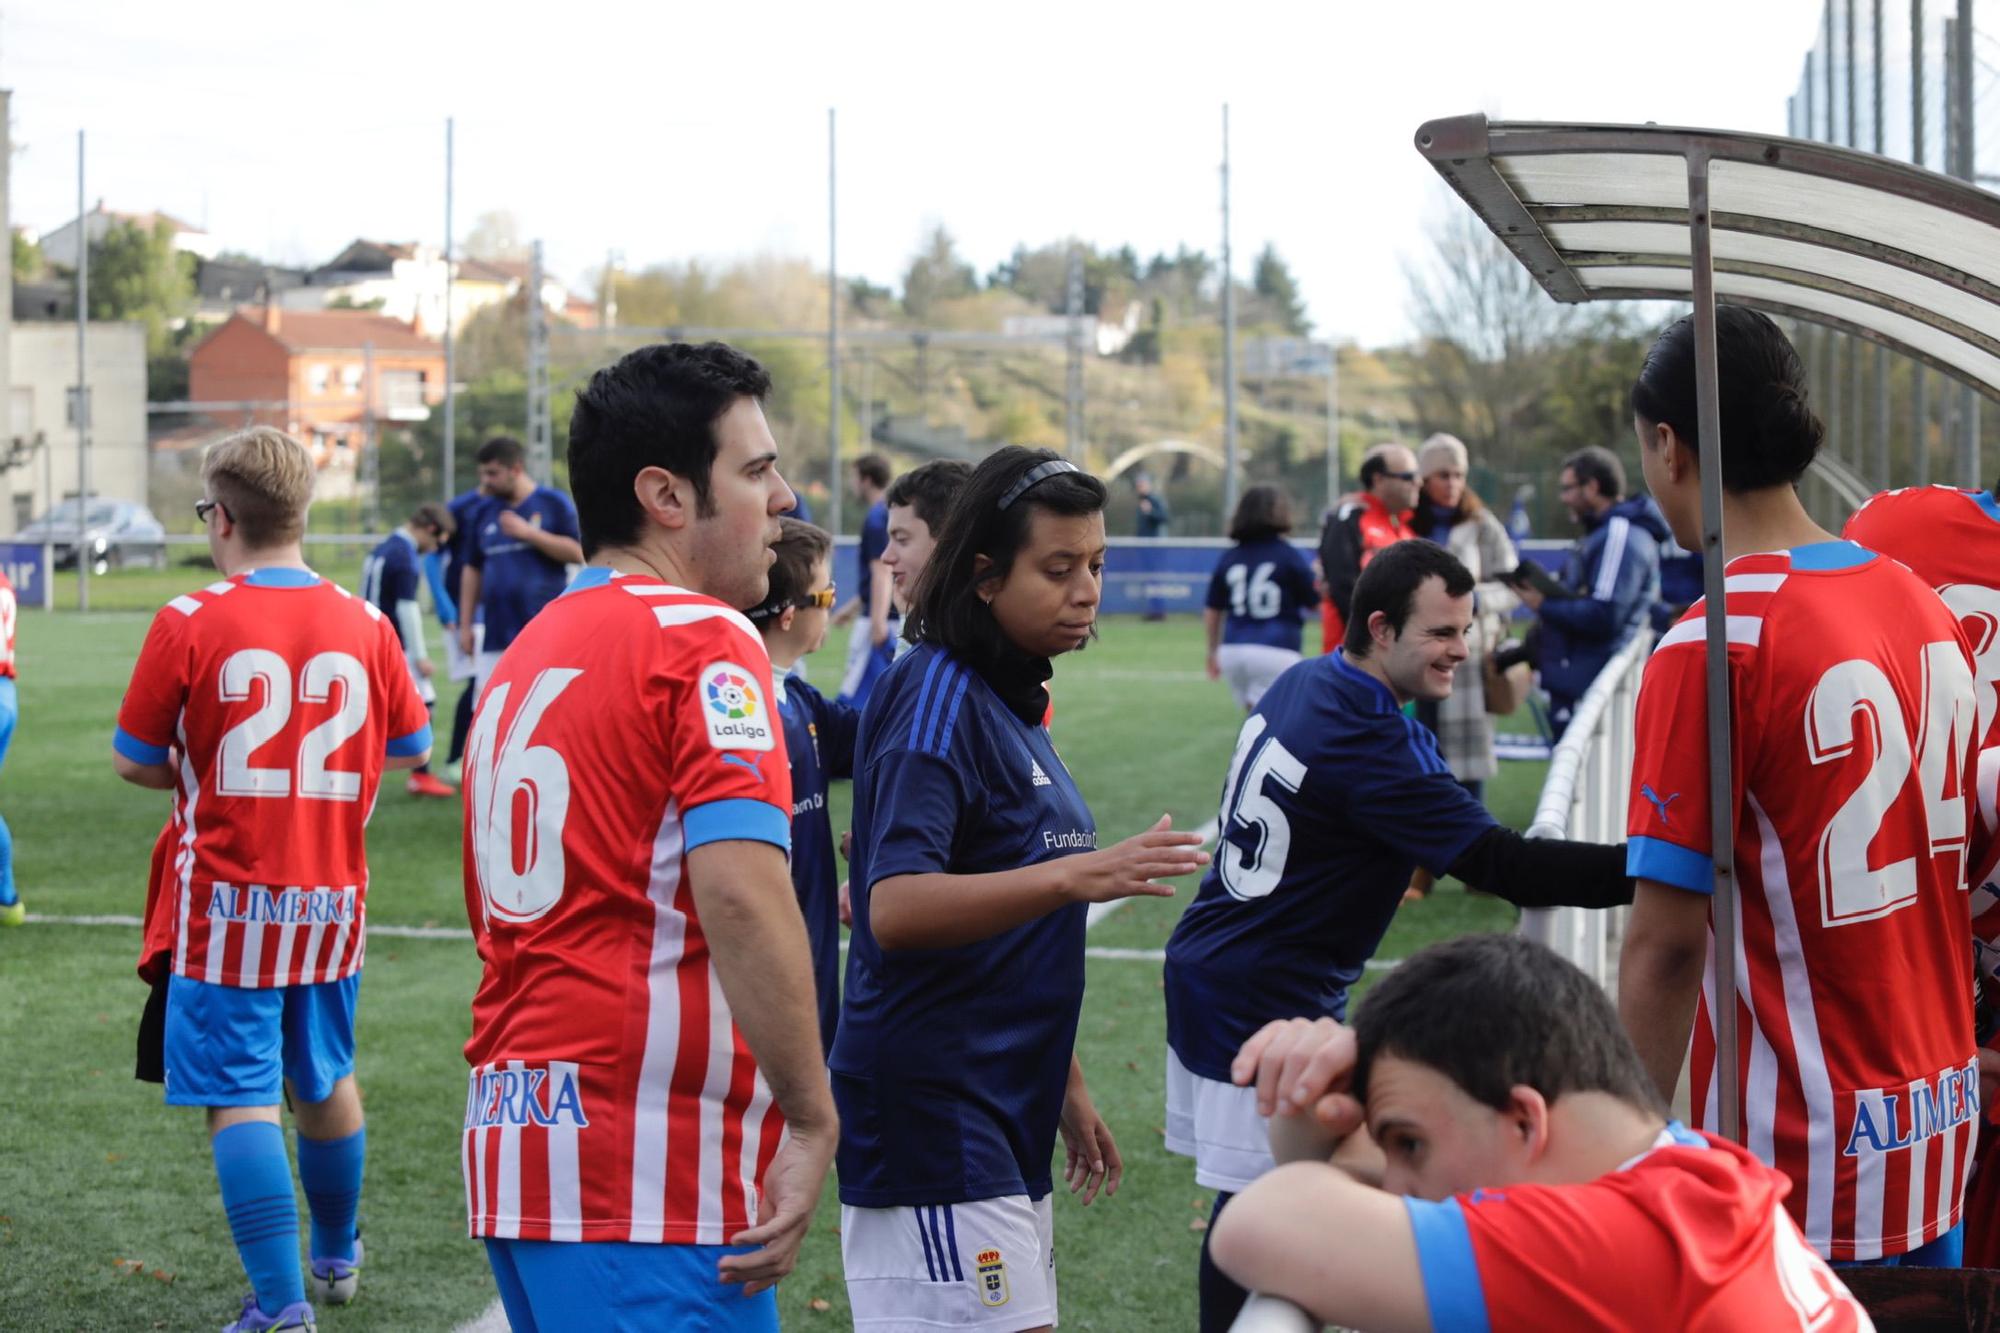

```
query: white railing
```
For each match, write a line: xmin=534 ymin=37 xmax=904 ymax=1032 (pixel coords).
xmin=1520 ymin=625 xmax=1655 ymax=985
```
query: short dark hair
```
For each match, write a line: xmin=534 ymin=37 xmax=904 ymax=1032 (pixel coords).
xmin=905 ymin=446 xmax=1108 ymax=656
xmin=566 ymin=341 xmax=772 ymax=558
xmin=1353 ymin=933 xmax=1666 ymax=1118
xmin=1358 ymin=452 xmax=1392 ymax=489
xmin=853 ymin=453 xmax=891 ymax=489
xmin=476 ymin=436 xmax=525 ymax=469
xmin=1561 ymin=445 xmax=1625 ymax=501
xmin=1342 ymin=540 xmax=1474 ymax=656
xmin=1228 ymin=484 xmax=1294 ymax=543
xmin=752 ymin=517 xmax=833 ymax=627
xmin=410 ymin=501 xmax=454 ymax=538
xmin=1630 ymin=305 xmax=1823 ymax=493
xmin=885 ymin=460 xmax=974 ymax=538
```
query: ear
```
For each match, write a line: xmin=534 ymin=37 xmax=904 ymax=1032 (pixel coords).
xmin=1367 ymin=608 xmax=1396 ymax=652
xmin=777 ymin=604 xmax=798 ymax=633
xmin=633 ymin=465 xmax=691 ymax=533
xmin=1657 ymin=422 xmax=1694 ymax=485
xmin=972 ymin=553 xmax=997 ymax=604
xmin=1505 ymin=1085 xmax=1554 ymax=1162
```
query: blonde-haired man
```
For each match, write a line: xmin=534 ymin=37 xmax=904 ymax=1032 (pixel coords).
xmin=115 ymin=427 xmax=431 ymax=1331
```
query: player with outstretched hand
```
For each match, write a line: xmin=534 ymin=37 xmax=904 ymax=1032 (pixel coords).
xmin=458 ymin=342 xmax=832 ymax=1331
xmin=1164 ymin=538 xmax=1635 ymax=1331
xmin=1619 ymin=307 xmax=1985 ymax=1266
xmin=1210 ymin=934 xmax=1873 ymax=1332
xmin=113 ymin=428 xmax=433 ymax=1332
xmin=832 ymin=447 xmax=1210 ymax=1332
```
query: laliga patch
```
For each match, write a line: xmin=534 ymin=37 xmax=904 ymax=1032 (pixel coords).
xmin=701 ymin=662 xmax=776 ymax=752
xmin=975 ymin=1247 xmax=1009 ymax=1308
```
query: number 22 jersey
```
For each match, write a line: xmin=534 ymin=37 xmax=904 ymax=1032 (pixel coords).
xmin=460 ymin=567 xmax=794 ymax=1245
xmin=1627 ymin=541 xmax=1983 ymax=1260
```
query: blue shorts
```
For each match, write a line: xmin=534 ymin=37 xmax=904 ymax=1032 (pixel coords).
xmin=484 ymin=1239 xmax=778 ymax=1333
xmin=163 ymin=973 xmax=358 ymax=1107
xmin=1834 ymin=1222 xmax=1963 ymax=1270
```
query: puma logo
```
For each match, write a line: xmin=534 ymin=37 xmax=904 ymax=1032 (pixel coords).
xmin=1641 ymin=784 xmax=1681 ymax=826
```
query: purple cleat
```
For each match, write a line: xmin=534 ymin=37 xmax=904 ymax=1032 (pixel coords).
xmin=222 ymin=1293 xmax=316 ymax=1331
xmin=307 ymin=1235 xmax=363 ymax=1306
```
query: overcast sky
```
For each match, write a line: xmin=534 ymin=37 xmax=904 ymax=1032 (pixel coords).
xmin=4 ymin=0 xmax=1825 ymax=347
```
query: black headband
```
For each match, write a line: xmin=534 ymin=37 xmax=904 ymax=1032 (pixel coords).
xmin=997 ymin=459 xmax=1081 ymax=511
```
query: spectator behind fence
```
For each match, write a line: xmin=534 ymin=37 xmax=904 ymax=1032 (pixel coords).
xmin=1509 ymin=445 xmax=1662 ymax=737
xmin=1317 ymin=443 xmax=1417 ymax=653
xmin=1135 ymin=471 xmax=1171 ymax=620
xmin=1209 ymin=934 xmax=1872 ymax=1332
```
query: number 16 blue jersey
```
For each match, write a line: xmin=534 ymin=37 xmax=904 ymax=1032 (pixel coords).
xmin=1164 ymin=649 xmax=1493 ymax=1080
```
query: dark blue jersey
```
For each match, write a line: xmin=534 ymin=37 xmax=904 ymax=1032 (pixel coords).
xmin=465 ymin=486 xmax=580 ymax=651
xmin=773 ymin=673 xmax=858 ymax=1056
xmin=1164 ymin=649 xmax=1494 ymax=1081
xmin=442 ymin=488 xmax=493 ymax=617
xmin=856 ymin=500 xmax=888 ymax=616
xmin=362 ymin=531 xmax=421 ymax=647
xmin=1205 ymin=538 xmax=1319 ymax=652
xmin=831 ymin=643 xmax=1095 ymax=1207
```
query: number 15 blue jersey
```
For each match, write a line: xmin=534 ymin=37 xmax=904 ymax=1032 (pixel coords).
xmin=1164 ymin=649 xmax=1493 ymax=1080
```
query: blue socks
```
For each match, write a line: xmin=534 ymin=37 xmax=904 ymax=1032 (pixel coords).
xmin=212 ymin=1122 xmax=305 ymax=1314
xmin=296 ymin=1127 xmax=365 ymax=1261
xmin=0 ymin=808 xmax=14 ymax=906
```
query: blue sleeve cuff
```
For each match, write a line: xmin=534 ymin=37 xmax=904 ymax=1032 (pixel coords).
xmin=114 ymin=726 xmax=170 ymax=766
xmin=386 ymin=724 xmax=433 ymax=758
xmin=1405 ymin=1197 xmax=1491 ymax=1333
xmin=685 ymin=798 xmax=792 ymax=853
xmin=1628 ymin=835 xmax=1714 ymax=895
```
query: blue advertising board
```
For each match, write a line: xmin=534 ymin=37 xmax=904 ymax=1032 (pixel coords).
xmin=0 ymin=543 xmax=49 ymax=608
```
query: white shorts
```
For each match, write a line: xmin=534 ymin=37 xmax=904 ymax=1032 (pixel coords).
xmin=842 ymin=1195 xmax=1057 ymax=1331
xmin=1215 ymin=643 xmax=1300 ymax=711
xmin=473 ymin=648 xmax=504 ymax=696
xmin=1164 ymin=1047 xmax=1274 ymax=1194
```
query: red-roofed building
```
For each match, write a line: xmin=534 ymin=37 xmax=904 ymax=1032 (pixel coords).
xmin=187 ymin=306 xmax=444 ymax=474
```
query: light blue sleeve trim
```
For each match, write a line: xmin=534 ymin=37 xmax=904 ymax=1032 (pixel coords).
xmin=685 ymin=797 xmax=791 ymax=852
xmin=1787 ymin=540 xmax=1875 ymax=571
xmin=114 ymin=726 xmax=170 ymax=765
xmin=1628 ymin=835 xmax=1714 ymax=895
xmin=386 ymin=724 xmax=433 ymax=758
xmin=1405 ymin=1197 xmax=1491 ymax=1333
xmin=421 ymin=550 xmax=458 ymax=623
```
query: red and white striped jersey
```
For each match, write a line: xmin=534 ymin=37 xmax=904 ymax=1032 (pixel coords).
xmin=460 ymin=567 xmax=794 ymax=1245
xmin=1845 ymin=486 xmax=2000 ymax=963
xmin=115 ymin=569 xmax=432 ymax=988
xmin=0 ymin=567 xmax=16 ymax=678
xmin=1626 ymin=542 xmax=1982 ymax=1261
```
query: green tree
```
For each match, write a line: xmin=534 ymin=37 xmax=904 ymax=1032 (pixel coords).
xmin=86 ymin=219 xmax=195 ymax=358
xmin=13 ymin=231 xmax=41 ymax=282
xmin=901 ymin=225 xmax=977 ymax=321
xmin=1252 ymin=244 xmax=1311 ymax=336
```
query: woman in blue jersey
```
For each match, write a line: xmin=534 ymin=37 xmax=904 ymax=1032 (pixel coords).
xmin=1203 ymin=485 xmax=1319 ymax=712
xmin=833 ymin=446 xmax=1211 ymax=1331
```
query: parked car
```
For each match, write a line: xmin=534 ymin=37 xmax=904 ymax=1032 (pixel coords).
xmin=17 ymin=498 xmax=169 ymax=574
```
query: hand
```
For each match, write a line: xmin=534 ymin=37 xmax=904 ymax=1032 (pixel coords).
xmin=832 ymin=603 xmax=858 ymax=628
xmin=1516 ymin=584 xmax=1544 ymax=612
xmin=838 ymin=879 xmax=853 ymax=928
xmin=1206 ymin=652 xmax=1221 ymax=681
xmin=417 ymin=659 xmax=435 ymax=679
xmin=839 ymin=830 xmax=853 ymax=863
xmin=1060 ymin=815 xmax=1209 ymax=905
xmin=720 ymin=1120 xmax=836 ymax=1295
xmin=497 ymin=509 xmax=535 ymax=540
xmin=1059 ymin=1078 xmax=1122 ymax=1205
xmin=458 ymin=621 xmax=476 ymax=656
xmin=1231 ymin=1017 xmax=1364 ymax=1131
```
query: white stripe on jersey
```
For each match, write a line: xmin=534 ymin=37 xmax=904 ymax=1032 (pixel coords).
xmin=205 ymin=581 xmax=236 ymax=596
xmin=1748 ymin=793 xmax=1838 ymax=1251
xmin=628 ymin=800 xmax=690 ymax=1244
xmin=206 ymin=911 xmax=230 ymax=984
xmin=302 ymin=920 xmax=327 ymax=986
xmin=1725 ymin=572 xmax=1790 ymax=594
xmin=496 ymin=1058 xmax=524 ymax=1239
xmin=174 ymin=728 xmax=199 ymax=976
xmin=619 ymin=582 xmax=692 ymax=599
xmin=463 ymin=1071 xmax=480 ymax=1235
xmin=471 ymin=1063 xmax=492 ymax=1238
xmin=695 ymin=964 xmax=739 ymax=1246
xmin=1657 ymin=614 xmax=1765 ymax=652
xmin=237 ymin=893 xmax=265 ymax=981
xmin=168 ymin=594 xmax=202 ymax=617
xmin=325 ymin=915 xmax=353 ymax=985
xmin=1740 ymin=870 xmax=1780 ymax=1173
xmin=1592 ymin=516 xmax=1631 ymax=600
xmin=651 ymin=602 xmax=765 ymax=651
xmin=548 ymin=1059 xmax=584 ymax=1242
xmin=1906 ymin=1071 xmax=1932 ymax=1249
xmin=736 ymin=1072 xmax=776 ymax=1233
xmin=269 ymin=917 xmax=299 ymax=984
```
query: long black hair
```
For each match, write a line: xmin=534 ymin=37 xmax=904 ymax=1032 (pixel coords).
xmin=1630 ymin=306 xmax=1823 ymax=493
xmin=905 ymin=446 xmax=1108 ymax=660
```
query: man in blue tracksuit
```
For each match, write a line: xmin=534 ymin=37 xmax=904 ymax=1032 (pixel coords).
xmin=1517 ymin=446 xmax=1663 ymax=737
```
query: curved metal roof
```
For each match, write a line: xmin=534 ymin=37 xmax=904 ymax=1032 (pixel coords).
xmin=1414 ymin=114 xmax=2000 ymax=397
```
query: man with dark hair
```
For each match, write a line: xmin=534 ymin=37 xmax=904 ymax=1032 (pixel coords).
xmin=1513 ymin=444 xmax=1664 ymax=736
xmin=363 ymin=502 xmax=458 ymax=797
xmin=1208 ymin=934 xmax=1871 ymax=1331
xmin=831 ymin=453 xmax=894 ymax=705
xmin=1317 ymin=442 xmax=1418 ymax=653
xmin=1163 ymin=539 xmax=1634 ymax=1331
xmin=460 ymin=341 xmax=834 ymax=1327
xmin=880 ymin=459 xmax=972 ymax=636
xmin=456 ymin=436 xmax=583 ymax=692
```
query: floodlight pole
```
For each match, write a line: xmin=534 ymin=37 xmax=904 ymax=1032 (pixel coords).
xmin=443 ymin=116 xmax=456 ymax=502
xmin=828 ymin=107 xmax=841 ymax=536
xmin=1221 ymin=103 xmax=1239 ymax=520
xmin=1687 ymin=149 xmax=1741 ymax=1146
xmin=75 ymin=129 xmax=89 ymax=612
xmin=1324 ymin=344 xmax=1339 ymax=517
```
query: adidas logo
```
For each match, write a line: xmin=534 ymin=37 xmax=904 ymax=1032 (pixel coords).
xmin=1029 ymin=758 xmax=1052 ymax=787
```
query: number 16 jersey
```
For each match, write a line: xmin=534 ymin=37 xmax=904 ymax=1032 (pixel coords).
xmin=1627 ymin=541 xmax=1983 ymax=1261
xmin=460 ymin=567 xmax=794 ymax=1247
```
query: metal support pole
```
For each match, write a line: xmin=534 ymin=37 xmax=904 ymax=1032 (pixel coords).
xmin=1688 ymin=151 xmax=1741 ymax=1145
xmin=1916 ymin=366 xmax=1932 ymax=485
xmin=1845 ymin=0 xmax=1859 ymax=148
xmin=1912 ymin=0 xmax=1928 ymax=489
xmin=1065 ymin=242 xmax=1084 ymax=460
xmin=526 ymin=240 xmax=552 ymax=481
xmin=1953 ymin=2 xmax=1980 ymax=486
xmin=1324 ymin=344 xmax=1340 ymax=517
xmin=828 ymin=107 xmax=841 ymax=536
xmin=1912 ymin=0 xmax=1927 ymax=167
xmin=1221 ymin=103 xmax=1239 ymax=520
xmin=75 ymin=129 xmax=89 ymax=612
xmin=1824 ymin=0 xmax=1837 ymax=141
xmin=362 ymin=340 xmax=379 ymax=534
xmin=1805 ymin=57 xmax=1818 ymax=144
xmin=1872 ymin=0 xmax=1885 ymax=156
xmin=443 ymin=115 xmax=456 ymax=501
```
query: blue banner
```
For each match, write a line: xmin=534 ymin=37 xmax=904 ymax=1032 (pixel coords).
xmin=0 ymin=543 xmax=49 ymax=609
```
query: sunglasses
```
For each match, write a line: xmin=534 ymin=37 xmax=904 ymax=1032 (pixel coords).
xmin=194 ymin=498 xmax=233 ymax=526
xmin=1385 ymin=470 xmax=1418 ymax=482
xmin=800 ymin=584 xmax=837 ymax=610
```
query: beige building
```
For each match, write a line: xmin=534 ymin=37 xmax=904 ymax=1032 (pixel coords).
xmin=3 ymin=321 xmax=149 ymax=534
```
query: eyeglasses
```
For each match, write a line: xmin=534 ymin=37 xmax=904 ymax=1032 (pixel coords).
xmin=802 ymin=584 xmax=837 ymax=610
xmin=194 ymin=498 xmax=232 ymax=526
xmin=1384 ymin=470 xmax=1418 ymax=482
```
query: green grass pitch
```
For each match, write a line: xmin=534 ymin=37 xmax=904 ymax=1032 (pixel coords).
xmin=0 ymin=566 xmax=1538 ymax=1329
